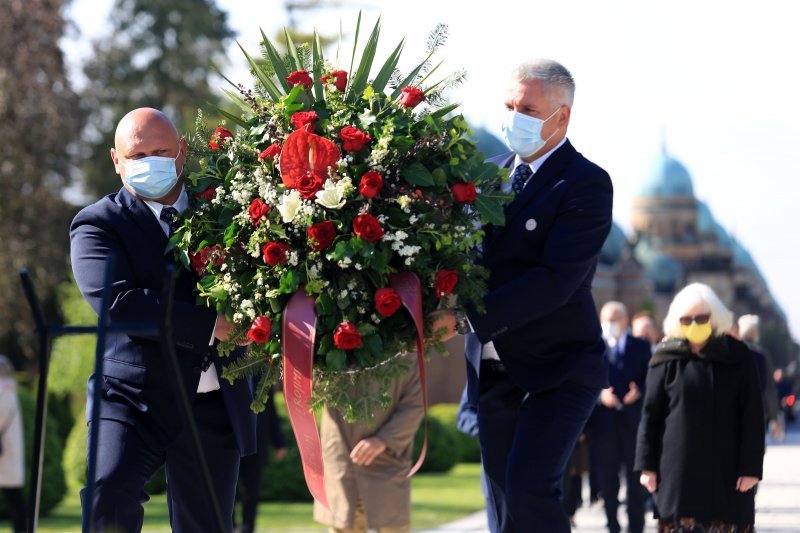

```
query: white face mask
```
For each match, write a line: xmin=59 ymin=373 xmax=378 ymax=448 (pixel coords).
xmin=502 ymin=107 xmax=561 ymax=158
xmin=123 ymin=146 xmax=182 ymax=200
xmin=601 ymin=320 xmax=623 ymax=340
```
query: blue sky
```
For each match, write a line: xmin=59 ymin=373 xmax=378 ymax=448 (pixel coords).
xmin=63 ymin=0 xmax=800 ymax=339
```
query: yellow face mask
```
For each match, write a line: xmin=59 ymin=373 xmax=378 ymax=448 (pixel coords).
xmin=681 ymin=322 xmax=713 ymax=345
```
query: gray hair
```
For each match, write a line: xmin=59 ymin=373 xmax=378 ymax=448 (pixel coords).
xmin=663 ymin=283 xmax=733 ymax=339
xmin=600 ymin=301 xmax=629 ymax=320
xmin=513 ymin=59 xmax=575 ymax=106
xmin=738 ymin=314 xmax=760 ymax=342
xmin=0 ymin=355 xmax=14 ymax=377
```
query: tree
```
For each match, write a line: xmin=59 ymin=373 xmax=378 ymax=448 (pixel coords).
xmin=79 ymin=0 xmax=235 ymax=198
xmin=0 ymin=0 xmax=85 ymax=368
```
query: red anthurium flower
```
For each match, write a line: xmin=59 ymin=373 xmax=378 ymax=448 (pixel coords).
xmin=307 ymin=220 xmax=336 ymax=251
xmin=189 ymin=247 xmax=209 ymax=276
xmin=208 ymin=127 xmax=233 ymax=150
xmin=195 ymin=186 xmax=216 ymax=201
xmin=279 ymin=127 xmax=341 ymax=191
xmin=247 ymin=316 xmax=272 ymax=343
xmin=339 ymin=126 xmax=372 ymax=153
xmin=353 ymin=214 xmax=383 ymax=242
xmin=286 ymin=70 xmax=313 ymax=89
xmin=262 ymin=242 xmax=290 ymax=266
xmin=321 ymin=70 xmax=347 ymax=91
xmin=434 ymin=269 xmax=459 ymax=298
xmin=258 ymin=143 xmax=281 ymax=162
xmin=333 ymin=322 xmax=362 ymax=350
xmin=290 ymin=111 xmax=318 ymax=132
xmin=358 ymin=170 xmax=383 ymax=199
xmin=374 ymin=288 xmax=402 ymax=317
xmin=399 ymin=86 xmax=425 ymax=108
xmin=248 ymin=199 xmax=270 ymax=225
xmin=452 ymin=181 xmax=477 ymax=204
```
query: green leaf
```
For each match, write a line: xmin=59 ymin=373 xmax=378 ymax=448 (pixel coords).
xmin=363 ymin=334 xmax=383 ymax=357
xmin=312 ymin=32 xmax=325 ymax=103
xmin=237 ymin=41 xmax=282 ymax=102
xmin=316 ymin=293 xmax=336 ymax=315
xmin=278 ymin=269 xmax=299 ymax=293
xmin=284 ymin=28 xmax=302 ymax=71
xmin=347 ymin=17 xmax=382 ymax=103
xmin=347 ymin=11 xmax=363 ymax=96
xmin=470 ymin=163 xmax=503 ymax=186
xmin=474 ymin=193 xmax=506 ymax=226
xmin=211 ymin=105 xmax=248 ymax=129
xmin=260 ymin=28 xmax=292 ymax=93
xmin=318 ymin=333 xmax=333 ymax=356
xmin=222 ymin=89 xmax=254 ymax=115
xmin=371 ymin=39 xmax=404 ymax=94
xmin=425 ymin=103 xmax=460 ymax=121
xmin=431 ymin=167 xmax=448 ymax=187
xmin=326 ymin=349 xmax=346 ymax=370
xmin=401 ymin=162 xmax=435 ymax=186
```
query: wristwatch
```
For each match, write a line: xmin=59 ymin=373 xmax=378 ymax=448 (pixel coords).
xmin=454 ymin=309 xmax=472 ymax=335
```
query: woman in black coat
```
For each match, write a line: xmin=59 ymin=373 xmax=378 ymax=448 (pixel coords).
xmin=634 ymin=283 xmax=764 ymax=532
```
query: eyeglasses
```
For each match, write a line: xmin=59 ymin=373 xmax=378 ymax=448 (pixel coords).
xmin=679 ymin=314 xmax=711 ymax=326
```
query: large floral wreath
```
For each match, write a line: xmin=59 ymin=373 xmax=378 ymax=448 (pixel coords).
xmin=172 ymin=17 xmax=511 ymax=421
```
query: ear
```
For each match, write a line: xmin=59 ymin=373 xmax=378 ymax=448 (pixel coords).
xmin=558 ymin=105 xmax=571 ymax=128
xmin=110 ymin=147 xmax=122 ymax=175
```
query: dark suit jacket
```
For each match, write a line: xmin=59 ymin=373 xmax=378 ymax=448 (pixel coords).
xmin=70 ymin=187 xmax=256 ymax=455
xmin=466 ymin=141 xmax=613 ymax=396
xmin=591 ymin=333 xmax=651 ymax=434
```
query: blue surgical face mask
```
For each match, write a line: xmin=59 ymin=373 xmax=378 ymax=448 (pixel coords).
xmin=123 ymin=146 xmax=182 ymax=200
xmin=502 ymin=107 xmax=562 ymax=158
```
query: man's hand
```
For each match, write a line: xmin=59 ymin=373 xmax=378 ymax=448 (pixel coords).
xmin=428 ymin=310 xmax=457 ymax=343
xmin=769 ymin=419 xmax=785 ymax=441
xmin=640 ymin=470 xmax=657 ymax=493
xmin=214 ymin=314 xmax=251 ymax=345
xmin=350 ymin=436 xmax=387 ymax=466
xmin=599 ymin=387 xmax=621 ymax=409
xmin=622 ymin=382 xmax=641 ymax=405
xmin=736 ymin=476 xmax=759 ymax=492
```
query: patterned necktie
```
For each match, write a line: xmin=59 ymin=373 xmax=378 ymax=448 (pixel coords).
xmin=159 ymin=206 xmax=180 ymax=236
xmin=511 ymin=164 xmax=533 ymax=194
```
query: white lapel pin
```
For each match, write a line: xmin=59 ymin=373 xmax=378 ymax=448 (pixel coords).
xmin=525 ymin=219 xmax=537 ymax=231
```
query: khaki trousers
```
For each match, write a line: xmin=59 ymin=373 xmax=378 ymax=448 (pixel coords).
xmin=328 ymin=500 xmax=410 ymax=533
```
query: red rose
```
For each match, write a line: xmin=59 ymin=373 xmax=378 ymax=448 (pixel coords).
xmin=358 ymin=170 xmax=383 ymax=199
xmin=189 ymin=246 xmax=209 ymax=276
xmin=333 ymin=322 xmax=363 ymax=350
xmin=286 ymin=70 xmax=313 ymax=89
xmin=352 ymin=214 xmax=384 ymax=242
xmin=262 ymin=241 xmax=290 ymax=265
xmin=452 ymin=181 xmax=477 ymax=204
xmin=295 ymin=171 xmax=325 ymax=199
xmin=208 ymin=244 xmax=225 ymax=267
xmin=290 ymin=111 xmax=318 ymax=132
xmin=374 ymin=288 xmax=402 ymax=317
xmin=247 ymin=316 xmax=272 ymax=344
xmin=339 ymin=126 xmax=372 ymax=153
xmin=321 ymin=70 xmax=347 ymax=92
xmin=208 ymin=127 xmax=233 ymax=150
xmin=399 ymin=86 xmax=425 ymax=108
xmin=258 ymin=143 xmax=281 ymax=162
xmin=195 ymin=186 xmax=216 ymax=201
xmin=307 ymin=220 xmax=336 ymax=251
xmin=248 ymin=198 xmax=270 ymax=225
xmin=434 ymin=269 xmax=459 ymax=298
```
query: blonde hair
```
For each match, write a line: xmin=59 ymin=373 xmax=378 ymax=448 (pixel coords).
xmin=663 ymin=283 xmax=733 ymax=339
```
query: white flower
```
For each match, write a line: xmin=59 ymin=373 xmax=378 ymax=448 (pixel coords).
xmin=278 ymin=190 xmax=302 ymax=223
xmin=397 ymin=195 xmax=412 ymax=210
xmin=315 ymin=179 xmax=347 ymax=210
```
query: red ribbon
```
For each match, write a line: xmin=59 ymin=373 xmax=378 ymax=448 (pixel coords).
xmin=282 ymin=289 xmax=328 ymax=509
xmin=389 ymin=271 xmax=428 ymax=477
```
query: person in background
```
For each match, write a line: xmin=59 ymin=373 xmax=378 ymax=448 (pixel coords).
xmin=0 ymin=355 xmax=25 ymax=533
xmin=313 ymin=355 xmax=424 ymax=533
xmin=234 ymin=388 xmax=287 ymax=533
xmin=631 ymin=311 xmax=660 ymax=354
xmin=738 ymin=314 xmax=782 ymax=440
xmin=635 ymin=283 xmax=764 ymax=532
xmin=591 ymin=302 xmax=651 ymax=533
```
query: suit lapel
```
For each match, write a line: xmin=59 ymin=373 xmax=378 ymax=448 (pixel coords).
xmin=504 ymin=140 xmax=577 ymax=223
xmin=118 ymin=187 xmax=169 ymax=249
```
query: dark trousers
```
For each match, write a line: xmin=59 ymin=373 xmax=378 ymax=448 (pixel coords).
xmin=81 ymin=390 xmax=241 ymax=533
xmin=2 ymin=487 xmax=26 ymax=533
xmin=236 ymin=448 xmax=268 ymax=533
xmin=478 ymin=362 xmax=600 ymax=533
xmin=594 ymin=417 xmax=646 ymax=533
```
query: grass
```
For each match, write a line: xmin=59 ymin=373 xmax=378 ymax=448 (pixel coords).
xmin=35 ymin=463 xmax=485 ymax=532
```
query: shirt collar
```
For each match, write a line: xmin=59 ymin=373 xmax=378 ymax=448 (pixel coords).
xmin=142 ymin=186 xmax=189 ymax=219
xmin=512 ymin=136 xmax=567 ymax=175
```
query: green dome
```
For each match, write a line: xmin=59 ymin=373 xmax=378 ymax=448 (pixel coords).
xmin=639 ymin=151 xmax=694 ymax=197
xmin=600 ymin=222 xmax=627 ymax=265
xmin=634 ymin=240 xmax=684 ymax=293
xmin=470 ymin=127 xmax=508 ymax=159
xmin=697 ymin=201 xmax=715 ymax=234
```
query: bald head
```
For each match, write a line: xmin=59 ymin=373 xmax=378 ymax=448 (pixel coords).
xmin=110 ymin=107 xmax=187 ymax=203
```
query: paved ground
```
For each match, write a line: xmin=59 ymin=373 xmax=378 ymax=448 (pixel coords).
xmin=420 ymin=425 xmax=800 ymax=532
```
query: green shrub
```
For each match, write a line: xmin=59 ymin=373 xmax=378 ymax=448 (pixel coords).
xmin=259 ymin=393 xmax=312 ymax=502
xmin=413 ymin=414 xmax=458 ymax=473
xmin=428 ymin=403 xmax=481 ymax=463
xmin=0 ymin=386 xmax=67 ymax=516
